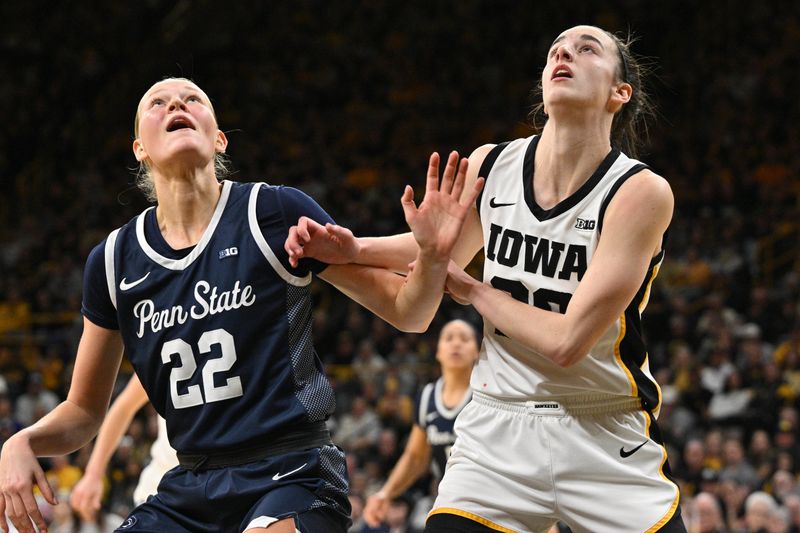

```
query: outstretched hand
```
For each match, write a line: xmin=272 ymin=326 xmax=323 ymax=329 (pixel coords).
xmin=402 ymin=151 xmax=484 ymax=260
xmin=284 ymin=216 xmax=360 ymax=268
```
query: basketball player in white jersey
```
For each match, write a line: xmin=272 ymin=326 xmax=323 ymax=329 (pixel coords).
xmin=70 ymin=374 xmax=177 ymax=522
xmin=363 ymin=319 xmax=478 ymax=528
xmin=286 ymin=25 xmax=684 ymax=532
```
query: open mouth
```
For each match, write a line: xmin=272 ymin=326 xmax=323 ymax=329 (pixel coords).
xmin=166 ymin=116 xmax=195 ymax=132
xmin=552 ymin=65 xmax=573 ymax=80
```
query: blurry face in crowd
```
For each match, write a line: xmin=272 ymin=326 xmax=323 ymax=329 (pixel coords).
xmin=436 ymin=320 xmax=479 ymax=371
xmin=542 ymin=25 xmax=631 ymax=117
xmin=133 ymin=78 xmax=227 ymax=174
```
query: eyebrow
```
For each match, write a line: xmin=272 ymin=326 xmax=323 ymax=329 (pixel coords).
xmin=550 ymin=34 xmax=606 ymax=50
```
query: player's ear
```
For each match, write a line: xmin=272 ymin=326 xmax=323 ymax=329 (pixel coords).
xmin=215 ymin=130 xmax=228 ymax=153
xmin=608 ymin=82 xmax=632 ymax=113
xmin=133 ymin=138 xmax=148 ymax=162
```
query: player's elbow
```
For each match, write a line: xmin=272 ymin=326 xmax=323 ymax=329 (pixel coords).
xmin=393 ymin=318 xmax=430 ymax=334
xmin=550 ymin=341 xmax=587 ymax=368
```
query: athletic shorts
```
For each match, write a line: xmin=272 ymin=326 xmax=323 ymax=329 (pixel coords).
xmin=115 ymin=444 xmax=350 ymax=533
xmin=428 ymin=392 xmax=684 ymax=533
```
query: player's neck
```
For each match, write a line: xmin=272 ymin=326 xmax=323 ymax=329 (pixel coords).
xmin=152 ymin=171 xmax=223 ymax=250
xmin=534 ymin=119 xmax=612 ymax=209
xmin=441 ymin=370 xmax=471 ymax=407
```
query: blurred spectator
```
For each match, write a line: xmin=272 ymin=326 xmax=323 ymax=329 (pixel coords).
xmin=14 ymin=372 xmax=59 ymax=426
xmin=335 ymin=396 xmax=382 ymax=455
xmin=739 ymin=491 xmax=779 ymax=533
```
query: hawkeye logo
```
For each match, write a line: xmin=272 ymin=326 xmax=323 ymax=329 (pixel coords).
xmin=575 ymin=218 xmax=596 ymax=231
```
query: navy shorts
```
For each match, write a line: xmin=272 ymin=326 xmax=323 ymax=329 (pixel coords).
xmin=114 ymin=445 xmax=350 ymax=533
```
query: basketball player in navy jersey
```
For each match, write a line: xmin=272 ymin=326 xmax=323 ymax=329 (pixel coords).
xmin=0 ymin=78 xmax=482 ymax=533
xmin=286 ymin=26 xmax=685 ymax=532
xmin=362 ymin=319 xmax=478 ymax=528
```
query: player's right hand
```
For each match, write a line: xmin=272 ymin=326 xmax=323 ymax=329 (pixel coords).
xmin=285 ymin=216 xmax=361 ymax=267
xmin=70 ymin=473 xmax=103 ymax=523
xmin=362 ymin=491 xmax=389 ymax=528
xmin=0 ymin=434 xmax=57 ymax=533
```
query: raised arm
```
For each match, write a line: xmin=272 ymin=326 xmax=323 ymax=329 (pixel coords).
xmin=0 ymin=318 xmax=124 ymax=533
xmin=286 ymin=145 xmax=494 ymax=271
xmin=363 ymin=424 xmax=431 ymax=527
xmin=319 ymin=152 xmax=483 ymax=332
xmin=446 ymin=170 xmax=673 ymax=367
xmin=70 ymin=373 xmax=150 ymax=522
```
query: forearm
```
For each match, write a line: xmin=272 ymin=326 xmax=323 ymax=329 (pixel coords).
xmin=322 ymin=256 xmax=446 ymax=333
xmin=380 ymin=451 xmax=430 ymax=498
xmin=357 ymin=233 xmax=418 ymax=273
xmin=82 ymin=398 xmax=140 ymax=477
xmin=20 ymin=400 xmax=104 ymax=457
xmin=468 ymin=283 xmax=577 ymax=367
xmin=392 ymin=250 xmax=450 ymax=331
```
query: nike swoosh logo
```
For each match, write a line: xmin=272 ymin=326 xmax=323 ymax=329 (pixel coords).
xmin=489 ymin=197 xmax=515 ymax=208
xmin=272 ymin=462 xmax=308 ymax=481
xmin=619 ymin=441 xmax=648 ymax=458
xmin=120 ymin=272 xmax=151 ymax=291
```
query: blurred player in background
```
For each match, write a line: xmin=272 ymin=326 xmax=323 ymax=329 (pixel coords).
xmin=69 ymin=374 xmax=176 ymax=522
xmin=363 ymin=319 xmax=478 ymax=528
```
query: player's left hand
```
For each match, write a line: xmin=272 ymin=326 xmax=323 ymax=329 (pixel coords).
xmin=285 ymin=216 xmax=360 ymax=267
xmin=402 ymin=151 xmax=483 ymax=261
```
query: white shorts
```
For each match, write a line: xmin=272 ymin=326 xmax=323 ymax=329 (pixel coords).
xmin=429 ymin=392 xmax=681 ymax=533
xmin=133 ymin=460 xmax=171 ymax=506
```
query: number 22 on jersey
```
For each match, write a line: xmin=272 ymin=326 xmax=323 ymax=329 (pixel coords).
xmin=161 ymin=328 xmax=244 ymax=409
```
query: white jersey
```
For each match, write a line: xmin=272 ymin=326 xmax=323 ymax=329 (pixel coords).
xmin=133 ymin=415 xmax=178 ymax=505
xmin=473 ymin=135 xmax=664 ymax=411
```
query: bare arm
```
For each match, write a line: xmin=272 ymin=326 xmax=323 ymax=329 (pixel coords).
xmin=319 ymin=152 xmax=483 ymax=332
xmin=286 ymin=145 xmax=493 ymax=271
xmin=447 ymin=170 xmax=673 ymax=367
xmin=70 ymin=374 xmax=149 ymax=521
xmin=363 ymin=425 xmax=432 ymax=527
xmin=0 ymin=318 xmax=123 ymax=532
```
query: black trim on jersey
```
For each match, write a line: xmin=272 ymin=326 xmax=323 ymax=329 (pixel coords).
xmin=523 ymin=135 xmax=621 ymax=221
xmin=475 ymin=142 xmax=511 ymax=213
xmin=596 ymin=163 xmax=649 ymax=234
xmin=617 ymin=257 xmax=663 ymax=413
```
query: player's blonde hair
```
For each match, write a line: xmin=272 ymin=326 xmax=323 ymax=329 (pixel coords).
xmin=133 ymin=77 xmax=231 ymax=202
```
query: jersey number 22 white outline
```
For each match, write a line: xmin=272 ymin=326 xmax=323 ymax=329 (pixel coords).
xmin=161 ymin=328 xmax=244 ymax=409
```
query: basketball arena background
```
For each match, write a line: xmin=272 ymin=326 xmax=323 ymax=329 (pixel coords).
xmin=1 ymin=1 xmax=799 ymax=531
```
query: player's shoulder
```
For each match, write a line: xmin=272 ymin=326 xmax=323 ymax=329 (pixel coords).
xmin=618 ymin=167 xmax=673 ymax=205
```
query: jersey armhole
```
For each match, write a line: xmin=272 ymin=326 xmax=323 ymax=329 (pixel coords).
xmin=104 ymin=229 xmax=120 ymax=309
xmin=597 ymin=164 xmax=667 ymax=263
xmin=247 ymin=183 xmax=312 ymax=287
xmin=596 ymin=163 xmax=649 ymax=234
xmin=475 ymin=141 xmax=511 ymax=213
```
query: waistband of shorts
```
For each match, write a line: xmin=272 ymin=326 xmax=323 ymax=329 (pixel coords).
xmin=472 ymin=390 xmax=642 ymax=416
xmin=177 ymin=421 xmax=332 ymax=472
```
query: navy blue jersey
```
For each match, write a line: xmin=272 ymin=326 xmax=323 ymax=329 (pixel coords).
xmin=82 ymin=181 xmax=335 ymax=453
xmin=414 ymin=378 xmax=471 ymax=478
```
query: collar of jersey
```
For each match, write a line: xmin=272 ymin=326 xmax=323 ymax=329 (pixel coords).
xmin=434 ymin=377 xmax=472 ymax=419
xmin=135 ymin=180 xmax=232 ymax=270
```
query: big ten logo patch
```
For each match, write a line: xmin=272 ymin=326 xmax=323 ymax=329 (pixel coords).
xmin=575 ymin=218 xmax=596 ymax=231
